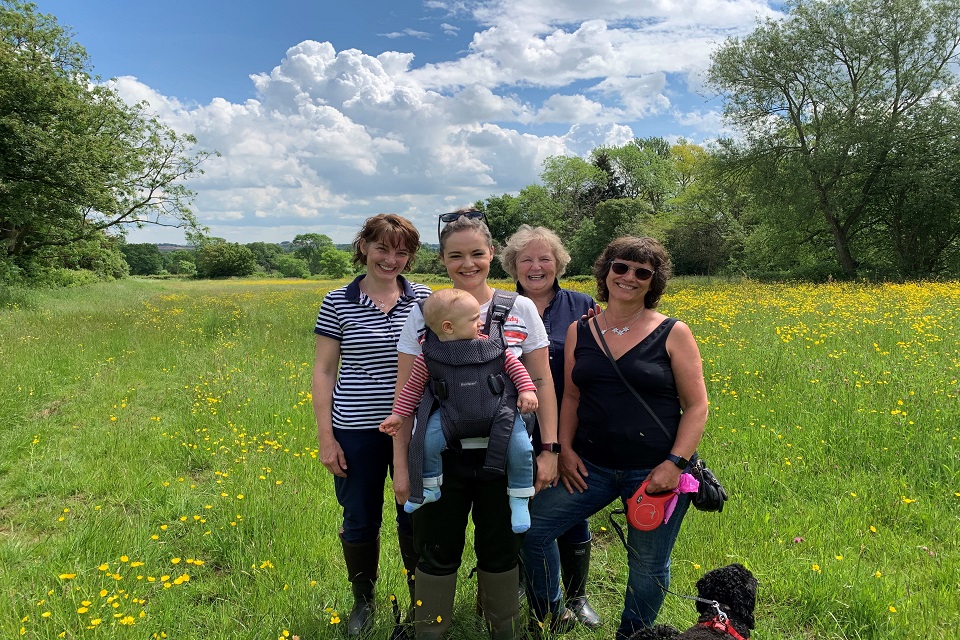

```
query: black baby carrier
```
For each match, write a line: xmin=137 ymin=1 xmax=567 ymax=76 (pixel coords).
xmin=407 ymin=290 xmax=530 ymax=506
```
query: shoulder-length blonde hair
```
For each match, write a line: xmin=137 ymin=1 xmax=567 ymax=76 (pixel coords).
xmin=499 ymin=225 xmax=571 ymax=280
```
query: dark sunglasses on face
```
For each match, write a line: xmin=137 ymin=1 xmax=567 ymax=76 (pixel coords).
xmin=610 ymin=261 xmax=655 ymax=280
xmin=438 ymin=210 xmax=486 ymax=239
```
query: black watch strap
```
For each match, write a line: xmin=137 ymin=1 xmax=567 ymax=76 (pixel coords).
xmin=666 ymin=453 xmax=689 ymax=470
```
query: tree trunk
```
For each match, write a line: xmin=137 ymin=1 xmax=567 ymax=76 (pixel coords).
xmin=816 ymin=191 xmax=859 ymax=278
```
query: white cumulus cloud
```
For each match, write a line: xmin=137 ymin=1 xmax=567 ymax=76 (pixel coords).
xmin=117 ymin=0 xmax=780 ymax=244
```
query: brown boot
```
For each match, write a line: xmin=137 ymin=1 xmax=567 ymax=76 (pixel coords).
xmin=342 ymin=537 xmax=380 ymax=637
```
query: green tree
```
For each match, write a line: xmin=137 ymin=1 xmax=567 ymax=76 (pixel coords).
xmin=540 ymin=155 xmax=608 ymax=227
xmin=245 ymin=241 xmax=285 ymax=272
xmin=316 ymin=248 xmax=354 ymax=278
xmin=291 ymin=233 xmax=334 ymax=275
xmin=48 ymin=233 xmax=128 ymax=279
xmin=567 ymin=198 xmax=651 ymax=275
xmin=195 ymin=243 xmax=256 ymax=278
xmin=176 ymin=260 xmax=196 ymax=277
xmin=120 ymin=243 xmax=163 ymax=275
xmin=414 ymin=246 xmax=445 ymax=275
xmin=603 ymin=138 xmax=677 ymax=212
xmin=868 ymin=112 xmax=960 ymax=277
xmin=483 ymin=187 xmax=569 ymax=248
xmin=161 ymin=248 xmax=197 ymax=274
xmin=672 ymin=139 xmax=709 ymax=192
xmin=708 ymin=0 xmax=960 ymax=278
xmin=661 ymin=145 xmax=745 ymax=276
xmin=0 ymin=1 xmax=214 ymax=275
xmin=275 ymin=253 xmax=310 ymax=278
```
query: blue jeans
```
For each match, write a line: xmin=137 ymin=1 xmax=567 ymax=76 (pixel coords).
xmin=333 ymin=427 xmax=412 ymax=542
xmin=521 ymin=457 xmax=691 ymax=639
xmin=423 ymin=410 xmax=534 ymax=496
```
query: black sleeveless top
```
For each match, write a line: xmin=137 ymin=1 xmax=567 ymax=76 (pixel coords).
xmin=571 ymin=317 xmax=680 ymax=470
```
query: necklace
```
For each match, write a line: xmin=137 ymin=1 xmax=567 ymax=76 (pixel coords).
xmin=362 ymin=284 xmax=399 ymax=309
xmin=602 ymin=307 xmax=645 ymax=336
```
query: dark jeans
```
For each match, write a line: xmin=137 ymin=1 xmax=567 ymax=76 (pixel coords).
xmin=522 ymin=458 xmax=691 ymax=639
xmin=412 ymin=448 xmax=521 ymax=576
xmin=333 ymin=427 xmax=412 ymax=543
xmin=533 ymin=418 xmax=590 ymax=545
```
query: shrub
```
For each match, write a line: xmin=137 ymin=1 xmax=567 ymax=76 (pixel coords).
xmin=276 ymin=254 xmax=310 ymax=278
xmin=195 ymin=243 xmax=257 ymax=278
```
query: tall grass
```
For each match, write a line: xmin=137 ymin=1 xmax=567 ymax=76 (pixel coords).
xmin=1 ymin=277 xmax=957 ymax=639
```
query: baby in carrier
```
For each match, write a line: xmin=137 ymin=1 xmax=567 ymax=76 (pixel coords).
xmin=380 ymin=288 xmax=538 ymax=533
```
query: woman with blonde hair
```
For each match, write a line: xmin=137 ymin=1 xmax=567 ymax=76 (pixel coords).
xmin=500 ymin=225 xmax=601 ymax=631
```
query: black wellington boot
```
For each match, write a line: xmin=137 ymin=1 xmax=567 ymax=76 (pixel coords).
xmin=397 ymin=532 xmax=419 ymax=623
xmin=558 ymin=539 xmax=602 ymax=629
xmin=342 ymin=537 xmax=380 ymax=637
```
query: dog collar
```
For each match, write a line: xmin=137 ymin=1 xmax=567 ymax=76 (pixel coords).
xmin=699 ymin=616 xmax=748 ymax=640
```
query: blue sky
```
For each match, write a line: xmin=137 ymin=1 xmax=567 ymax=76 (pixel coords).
xmin=35 ymin=0 xmax=783 ymax=245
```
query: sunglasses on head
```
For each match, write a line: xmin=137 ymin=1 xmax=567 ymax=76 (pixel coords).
xmin=610 ymin=261 xmax=656 ymax=280
xmin=437 ymin=210 xmax=486 ymax=239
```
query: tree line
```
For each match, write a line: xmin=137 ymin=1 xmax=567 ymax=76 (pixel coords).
xmin=3 ymin=0 xmax=959 ymax=287
xmin=120 ymin=233 xmax=356 ymax=279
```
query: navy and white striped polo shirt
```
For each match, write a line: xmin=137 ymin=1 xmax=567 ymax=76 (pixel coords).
xmin=315 ymin=274 xmax=432 ymax=430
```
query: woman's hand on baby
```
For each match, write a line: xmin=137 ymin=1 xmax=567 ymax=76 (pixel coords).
xmin=379 ymin=414 xmax=403 ymax=436
xmin=517 ymin=390 xmax=539 ymax=413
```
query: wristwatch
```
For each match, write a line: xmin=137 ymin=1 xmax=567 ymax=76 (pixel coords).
xmin=541 ymin=442 xmax=561 ymax=454
xmin=666 ymin=453 xmax=690 ymax=470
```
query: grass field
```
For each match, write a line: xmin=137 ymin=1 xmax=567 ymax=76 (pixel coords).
xmin=1 ymin=277 xmax=957 ymax=640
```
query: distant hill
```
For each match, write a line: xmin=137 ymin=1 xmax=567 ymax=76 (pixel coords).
xmin=157 ymin=244 xmax=192 ymax=253
xmin=154 ymin=241 xmax=438 ymax=252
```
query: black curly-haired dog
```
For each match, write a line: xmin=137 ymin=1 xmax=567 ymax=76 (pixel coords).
xmin=628 ymin=563 xmax=757 ymax=640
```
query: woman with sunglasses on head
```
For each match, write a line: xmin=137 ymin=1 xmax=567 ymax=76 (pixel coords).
xmin=520 ymin=236 xmax=709 ymax=640
xmin=312 ymin=214 xmax=431 ymax=637
xmin=499 ymin=225 xmax=601 ymax=632
xmin=392 ymin=207 xmax=560 ymax=639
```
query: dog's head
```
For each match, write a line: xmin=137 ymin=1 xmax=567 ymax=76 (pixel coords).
xmin=694 ymin=563 xmax=757 ymax=630
xmin=626 ymin=624 xmax=681 ymax=640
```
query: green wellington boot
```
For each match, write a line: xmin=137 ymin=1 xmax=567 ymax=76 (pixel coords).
xmin=413 ymin=569 xmax=456 ymax=639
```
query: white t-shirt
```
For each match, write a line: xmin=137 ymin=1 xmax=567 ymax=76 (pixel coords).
xmin=398 ymin=291 xmax=549 ymax=358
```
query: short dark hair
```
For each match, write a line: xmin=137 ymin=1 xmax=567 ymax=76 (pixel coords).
xmin=352 ymin=214 xmax=421 ymax=270
xmin=593 ymin=236 xmax=672 ymax=307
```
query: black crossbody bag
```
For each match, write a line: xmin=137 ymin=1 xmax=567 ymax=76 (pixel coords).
xmin=591 ymin=317 xmax=728 ymax=512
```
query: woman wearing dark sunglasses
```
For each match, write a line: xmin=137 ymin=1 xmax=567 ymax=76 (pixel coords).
xmin=521 ymin=236 xmax=709 ymax=639
xmin=392 ymin=208 xmax=560 ymax=639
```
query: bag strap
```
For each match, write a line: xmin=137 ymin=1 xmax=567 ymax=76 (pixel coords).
xmin=483 ymin=289 xmax=518 ymax=335
xmin=591 ymin=316 xmax=672 ymax=441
